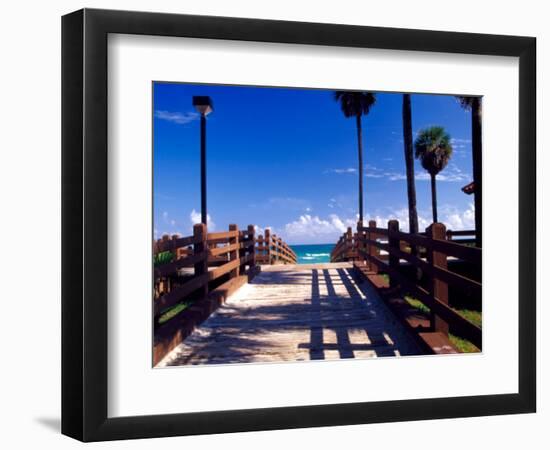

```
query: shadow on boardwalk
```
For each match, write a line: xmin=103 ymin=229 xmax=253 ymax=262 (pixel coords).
xmin=160 ymin=264 xmax=422 ymax=367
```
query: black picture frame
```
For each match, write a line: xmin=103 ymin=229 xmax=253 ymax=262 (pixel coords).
xmin=62 ymin=8 xmax=536 ymax=442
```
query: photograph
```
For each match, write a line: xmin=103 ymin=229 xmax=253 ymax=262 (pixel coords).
xmin=52 ymin=5 xmax=537 ymax=443
xmin=152 ymin=83 xmax=482 ymax=367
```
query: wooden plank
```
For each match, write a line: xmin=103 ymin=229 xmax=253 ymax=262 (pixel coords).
xmin=154 ymin=273 xmax=209 ymax=316
xmin=369 ymin=256 xmax=482 ymax=348
xmin=385 ymin=245 xmax=482 ymax=295
xmin=209 ymin=254 xmax=252 ymax=281
xmin=155 ymin=234 xmax=198 ymax=253
xmin=209 ymin=242 xmax=239 ymax=257
xmin=154 ymin=273 xmax=252 ymax=366
xmin=154 ymin=251 xmax=207 ymax=278
xmin=430 ymin=238 xmax=482 ymax=265
xmin=358 ymin=226 xmax=388 ymax=235
xmin=207 ymin=236 xmax=233 ymax=245
xmin=392 ymin=229 xmax=481 ymax=265
xmin=207 ymin=230 xmax=239 ymax=240
xmin=159 ymin=264 xmax=422 ymax=366
xmin=358 ymin=248 xmax=389 ymax=270
xmin=209 ymin=258 xmax=240 ymax=281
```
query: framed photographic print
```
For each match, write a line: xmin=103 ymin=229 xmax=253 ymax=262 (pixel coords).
xmin=62 ymin=8 xmax=536 ymax=442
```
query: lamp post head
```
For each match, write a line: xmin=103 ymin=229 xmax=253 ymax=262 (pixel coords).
xmin=192 ymin=96 xmax=214 ymax=116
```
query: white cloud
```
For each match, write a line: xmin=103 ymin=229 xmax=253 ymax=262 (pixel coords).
xmin=365 ymin=172 xmax=385 ymax=178
xmin=280 ymin=202 xmax=475 ymax=244
xmin=439 ymin=203 xmax=475 ymax=230
xmin=155 ymin=110 xmax=199 ymax=125
xmin=385 ymin=172 xmax=407 ymax=181
xmin=367 ymin=208 xmax=430 ymax=232
xmin=450 ymin=137 xmax=471 ymax=148
xmin=365 ymin=164 xmax=386 ymax=178
xmin=415 ymin=167 xmax=471 ymax=183
xmin=190 ymin=209 xmax=215 ymax=230
xmin=253 ymin=224 xmax=273 ymax=238
xmin=284 ymin=214 xmax=357 ymax=243
xmin=324 ymin=167 xmax=357 ymax=174
xmin=369 ymin=164 xmax=471 ymax=183
xmin=366 ymin=204 xmax=475 ymax=233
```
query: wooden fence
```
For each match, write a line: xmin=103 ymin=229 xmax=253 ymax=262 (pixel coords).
xmin=332 ymin=220 xmax=482 ymax=349
xmin=331 ymin=227 xmax=360 ymax=262
xmin=255 ymin=228 xmax=298 ymax=265
xmin=153 ymin=224 xmax=295 ymax=364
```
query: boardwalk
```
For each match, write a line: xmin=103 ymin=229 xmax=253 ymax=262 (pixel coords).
xmin=158 ymin=262 xmax=421 ymax=366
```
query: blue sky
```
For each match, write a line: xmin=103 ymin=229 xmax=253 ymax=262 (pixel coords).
xmin=153 ymin=82 xmax=476 ymax=245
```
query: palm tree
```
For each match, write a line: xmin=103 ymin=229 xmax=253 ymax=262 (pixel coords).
xmin=402 ymin=94 xmax=419 ymax=235
xmin=414 ymin=126 xmax=453 ymax=223
xmin=456 ymin=96 xmax=482 ymax=247
xmin=334 ymin=91 xmax=376 ymax=223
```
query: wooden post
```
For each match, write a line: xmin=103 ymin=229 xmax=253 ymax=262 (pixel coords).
xmin=193 ymin=223 xmax=208 ymax=300
xmin=247 ymin=225 xmax=256 ymax=272
xmin=388 ymin=220 xmax=400 ymax=288
xmin=357 ymin=221 xmax=364 ymax=267
xmin=229 ymin=224 xmax=239 ymax=279
xmin=368 ymin=220 xmax=378 ymax=273
xmin=346 ymin=227 xmax=352 ymax=260
xmin=257 ymin=235 xmax=264 ymax=264
xmin=238 ymin=230 xmax=246 ymax=276
xmin=426 ymin=223 xmax=449 ymax=335
xmin=273 ymin=235 xmax=279 ymax=264
xmin=265 ymin=228 xmax=271 ymax=265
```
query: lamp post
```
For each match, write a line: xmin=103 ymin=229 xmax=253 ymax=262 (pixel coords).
xmin=192 ymin=96 xmax=213 ymax=226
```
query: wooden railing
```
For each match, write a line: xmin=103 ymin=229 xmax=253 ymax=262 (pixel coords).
xmin=255 ymin=229 xmax=297 ymax=265
xmin=153 ymin=223 xmax=256 ymax=318
xmin=331 ymin=227 xmax=360 ymax=262
xmin=332 ymin=220 xmax=482 ymax=349
xmin=153 ymin=224 xmax=296 ymax=364
xmin=153 ymin=223 xmax=256 ymax=364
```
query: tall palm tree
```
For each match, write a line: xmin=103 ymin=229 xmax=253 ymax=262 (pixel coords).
xmin=334 ymin=91 xmax=376 ymax=223
xmin=456 ymin=96 xmax=482 ymax=247
xmin=402 ymin=94 xmax=419 ymax=235
xmin=414 ymin=126 xmax=453 ymax=223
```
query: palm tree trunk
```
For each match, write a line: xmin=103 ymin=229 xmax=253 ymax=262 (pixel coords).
xmin=430 ymin=173 xmax=438 ymax=223
xmin=402 ymin=94 xmax=419 ymax=235
xmin=471 ymin=97 xmax=482 ymax=247
xmin=356 ymin=114 xmax=364 ymax=223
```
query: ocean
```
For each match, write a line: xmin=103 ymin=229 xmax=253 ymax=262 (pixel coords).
xmin=290 ymin=243 xmax=335 ymax=264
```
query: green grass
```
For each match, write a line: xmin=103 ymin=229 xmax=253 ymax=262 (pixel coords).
xmin=404 ymin=295 xmax=481 ymax=353
xmin=157 ymin=301 xmax=190 ymax=324
xmin=455 ymin=308 xmax=482 ymax=328
xmin=154 ymin=251 xmax=174 ymax=267
xmin=404 ymin=295 xmax=430 ymax=314
xmin=450 ymin=334 xmax=480 ymax=353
